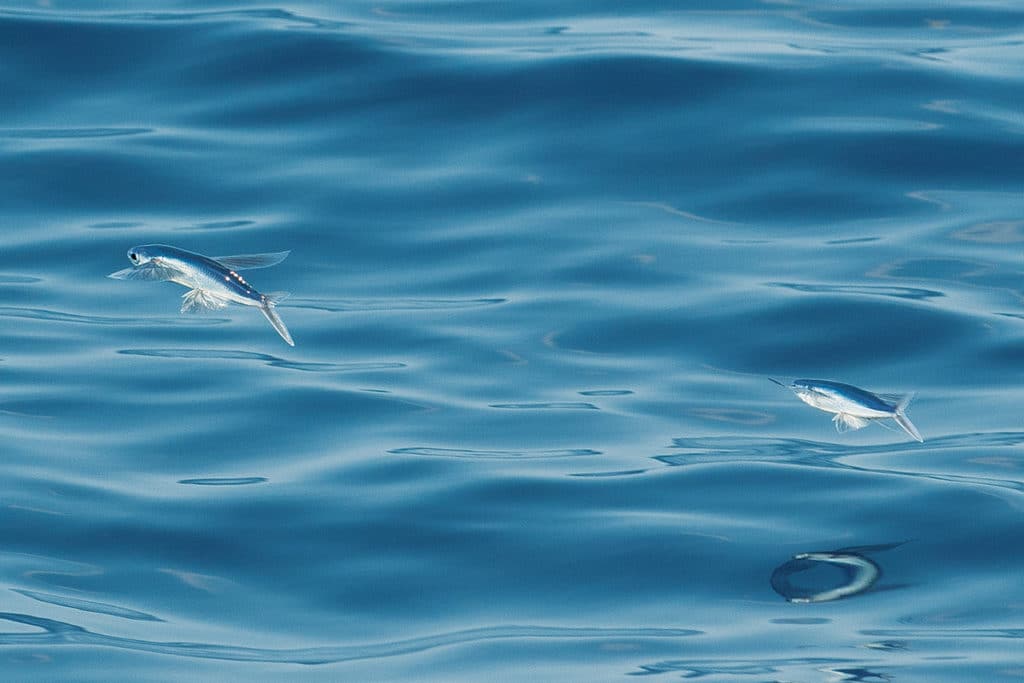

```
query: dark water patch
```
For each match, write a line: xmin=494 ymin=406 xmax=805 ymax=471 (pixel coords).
xmin=117 ymin=349 xmax=406 ymax=373
xmin=178 ymin=477 xmax=268 ymax=487
xmin=0 ymin=307 xmax=227 ymax=326
xmin=390 ymin=447 xmax=601 ymax=460
xmin=0 ymin=614 xmax=698 ymax=665
xmin=11 ymin=589 xmax=162 ymax=622
xmin=579 ymin=389 xmax=633 ymax=396
xmin=554 ymin=296 xmax=975 ymax=370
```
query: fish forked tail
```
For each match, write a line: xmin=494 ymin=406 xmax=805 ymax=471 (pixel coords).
xmin=892 ymin=393 xmax=923 ymax=443
xmin=260 ymin=291 xmax=294 ymax=346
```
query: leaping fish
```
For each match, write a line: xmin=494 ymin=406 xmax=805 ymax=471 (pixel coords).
xmin=109 ymin=244 xmax=294 ymax=346
xmin=771 ymin=378 xmax=923 ymax=442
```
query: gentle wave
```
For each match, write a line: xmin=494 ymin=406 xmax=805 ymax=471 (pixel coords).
xmin=0 ymin=614 xmax=699 ymax=666
xmin=177 ymin=477 xmax=268 ymax=486
xmin=118 ymin=349 xmax=406 ymax=373
xmin=0 ymin=307 xmax=228 ymax=326
xmin=390 ymin=447 xmax=601 ymax=460
xmin=285 ymin=298 xmax=507 ymax=312
xmin=11 ymin=589 xmax=162 ymax=622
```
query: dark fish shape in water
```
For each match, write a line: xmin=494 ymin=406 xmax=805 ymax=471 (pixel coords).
xmin=109 ymin=244 xmax=294 ymax=346
xmin=771 ymin=378 xmax=923 ymax=442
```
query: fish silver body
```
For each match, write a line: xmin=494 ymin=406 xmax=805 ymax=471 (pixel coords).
xmin=773 ymin=378 xmax=923 ymax=442
xmin=109 ymin=244 xmax=294 ymax=346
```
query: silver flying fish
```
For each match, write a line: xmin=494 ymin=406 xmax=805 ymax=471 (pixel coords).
xmin=772 ymin=378 xmax=923 ymax=442
xmin=109 ymin=244 xmax=294 ymax=346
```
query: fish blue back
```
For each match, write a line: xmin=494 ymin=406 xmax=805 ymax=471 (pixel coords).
xmin=793 ymin=379 xmax=894 ymax=411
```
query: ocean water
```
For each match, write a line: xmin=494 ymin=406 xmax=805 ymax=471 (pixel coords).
xmin=1 ymin=1 xmax=1023 ymax=680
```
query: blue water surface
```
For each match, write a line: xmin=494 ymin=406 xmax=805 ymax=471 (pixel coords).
xmin=1 ymin=1 xmax=1023 ymax=680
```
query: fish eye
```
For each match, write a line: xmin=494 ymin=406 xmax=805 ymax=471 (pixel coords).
xmin=129 ymin=253 xmax=138 ymax=261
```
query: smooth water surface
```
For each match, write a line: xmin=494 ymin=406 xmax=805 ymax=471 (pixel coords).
xmin=1 ymin=1 xmax=1023 ymax=680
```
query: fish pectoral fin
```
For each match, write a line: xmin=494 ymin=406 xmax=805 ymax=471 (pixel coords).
xmin=833 ymin=413 xmax=870 ymax=432
xmin=108 ymin=263 xmax=179 ymax=281
xmin=212 ymin=251 xmax=290 ymax=270
xmin=181 ymin=289 xmax=229 ymax=313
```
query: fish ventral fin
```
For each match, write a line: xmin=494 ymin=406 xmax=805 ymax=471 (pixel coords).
xmin=181 ymin=288 xmax=229 ymax=313
xmin=212 ymin=251 xmax=290 ymax=270
xmin=833 ymin=413 xmax=870 ymax=432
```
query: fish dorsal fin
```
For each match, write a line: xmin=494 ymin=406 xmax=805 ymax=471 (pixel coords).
xmin=874 ymin=391 xmax=909 ymax=408
xmin=212 ymin=251 xmax=290 ymax=270
xmin=108 ymin=263 xmax=180 ymax=282
xmin=180 ymin=288 xmax=229 ymax=313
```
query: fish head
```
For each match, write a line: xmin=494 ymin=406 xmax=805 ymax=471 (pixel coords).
xmin=789 ymin=381 xmax=834 ymax=410
xmin=127 ymin=245 xmax=158 ymax=267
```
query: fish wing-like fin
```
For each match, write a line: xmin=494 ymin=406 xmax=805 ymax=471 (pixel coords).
xmin=212 ymin=251 xmax=290 ymax=270
xmin=181 ymin=288 xmax=229 ymax=313
xmin=108 ymin=263 xmax=179 ymax=281
xmin=892 ymin=394 xmax=923 ymax=442
xmin=260 ymin=301 xmax=294 ymax=346
xmin=833 ymin=413 xmax=870 ymax=432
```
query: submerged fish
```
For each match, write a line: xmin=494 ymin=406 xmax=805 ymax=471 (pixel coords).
xmin=771 ymin=378 xmax=923 ymax=442
xmin=109 ymin=244 xmax=294 ymax=346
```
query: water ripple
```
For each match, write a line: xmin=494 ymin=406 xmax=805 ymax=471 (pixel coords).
xmin=0 ymin=275 xmax=42 ymax=284
xmin=390 ymin=447 xmax=601 ymax=460
xmin=11 ymin=589 xmax=162 ymax=622
xmin=118 ymin=349 xmax=406 ymax=373
xmin=657 ymin=434 xmax=1024 ymax=494
xmin=766 ymin=282 xmax=945 ymax=301
xmin=859 ymin=628 xmax=1024 ymax=639
xmin=0 ymin=127 xmax=152 ymax=139
xmin=286 ymin=298 xmax=507 ymax=313
xmin=0 ymin=614 xmax=699 ymax=666
xmin=488 ymin=402 xmax=599 ymax=410
xmin=0 ymin=307 xmax=227 ymax=327
xmin=177 ymin=477 xmax=268 ymax=486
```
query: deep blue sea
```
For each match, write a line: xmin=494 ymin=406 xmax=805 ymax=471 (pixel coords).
xmin=2 ymin=1 xmax=1023 ymax=680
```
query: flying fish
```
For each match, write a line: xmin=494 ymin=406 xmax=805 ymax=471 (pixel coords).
xmin=772 ymin=378 xmax=923 ymax=442
xmin=109 ymin=244 xmax=294 ymax=346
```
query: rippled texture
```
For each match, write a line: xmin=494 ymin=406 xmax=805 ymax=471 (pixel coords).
xmin=1 ymin=1 xmax=1023 ymax=680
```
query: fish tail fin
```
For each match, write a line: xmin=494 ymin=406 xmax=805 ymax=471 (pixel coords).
xmin=260 ymin=298 xmax=294 ymax=346
xmin=893 ymin=394 xmax=923 ymax=442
